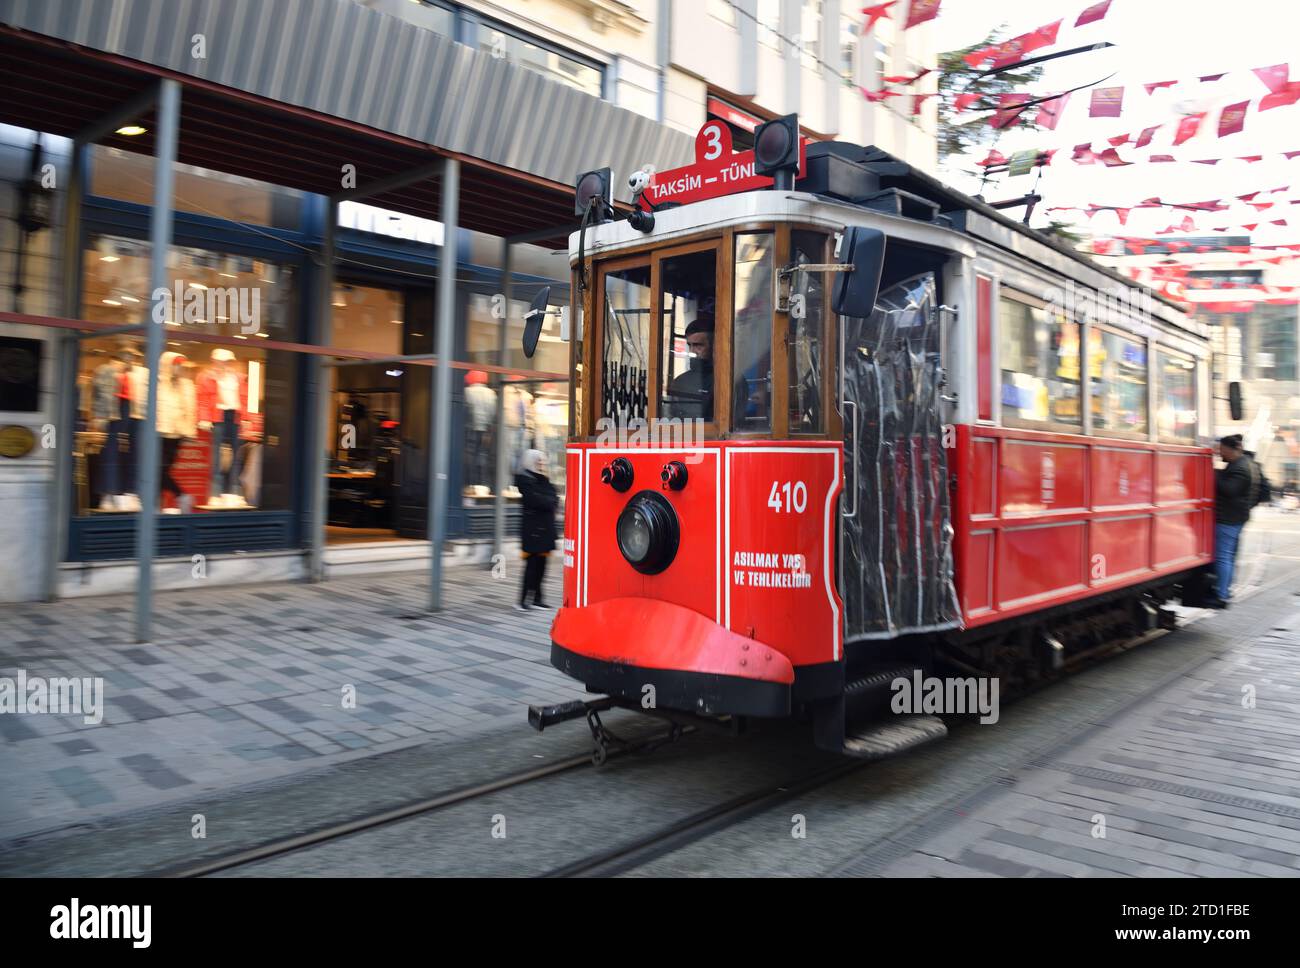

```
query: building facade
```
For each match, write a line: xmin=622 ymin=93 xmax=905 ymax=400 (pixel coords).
xmin=0 ymin=0 xmax=936 ymax=609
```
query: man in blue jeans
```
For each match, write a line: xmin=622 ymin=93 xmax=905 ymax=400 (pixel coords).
xmin=1211 ymin=434 xmax=1260 ymax=607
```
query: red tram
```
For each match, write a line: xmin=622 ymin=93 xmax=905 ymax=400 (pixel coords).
xmin=528 ymin=117 xmax=1218 ymax=758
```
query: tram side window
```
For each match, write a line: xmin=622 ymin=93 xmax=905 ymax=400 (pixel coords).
xmin=1089 ymin=327 xmax=1148 ymax=436
xmin=602 ymin=265 xmax=652 ymax=424
xmin=733 ymin=233 xmax=774 ymax=432
xmin=660 ymin=249 xmax=718 ymax=422
xmin=789 ymin=231 xmax=826 ymax=433
xmin=999 ymin=296 xmax=1082 ymax=428
xmin=1156 ymin=349 xmax=1197 ymax=443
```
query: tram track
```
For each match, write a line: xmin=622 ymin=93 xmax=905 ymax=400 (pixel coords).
xmin=144 ymin=560 xmax=1284 ymax=879
xmin=149 ymin=725 xmax=694 ymax=878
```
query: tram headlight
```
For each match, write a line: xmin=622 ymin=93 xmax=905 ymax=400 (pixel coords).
xmin=616 ymin=491 xmax=679 ymax=575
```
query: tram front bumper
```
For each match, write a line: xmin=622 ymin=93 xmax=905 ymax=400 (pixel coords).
xmin=549 ymin=598 xmax=794 ymax=718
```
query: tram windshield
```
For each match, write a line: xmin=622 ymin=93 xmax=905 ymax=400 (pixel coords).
xmin=582 ymin=224 xmax=841 ymax=438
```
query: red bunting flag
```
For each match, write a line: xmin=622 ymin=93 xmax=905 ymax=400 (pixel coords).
xmin=1115 ymin=208 xmax=1132 ymax=225
xmin=911 ymin=92 xmax=937 ymax=115
xmin=1096 ymin=148 xmax=1131 ymax=167
xmin=1134 ymin=125 xmax=1161 ymax=148
xmin=1249 ymin=201 xmax=1274 ymax=211
xmin=1242 ymin=224 xmax=1259 ymax=231
xmin=1199 ymin=73 xmax=1226 ymax=83
xmin=991 ymin=19 xmax=1063 ymax=68
xmin=1144 ymin=80 xmax=1177 ymax=95
xmin=1090 ymin=87 xmax=1124 ymax=117
xmin=1271 ymin=219 xmax=1289 ymax=226
xmin=860 ymin=87 xmax=903 ymax=102
xmin=991 ymin=93 xmax=1032 ymax=129
xmin=1239 ymin=155 xmax=1264 ymax=162
xmin=1109 ymin=133 xmax=1130 ymax=146
xmin=1260 ymin=81 xmax=1300 ymax=112
xmin=1238 ymin=191 xmax=1260 ymax=201
xmin=954 ymin=91 xmax=982 ymax=112
xmin=1254 ymin=64 xmax=1291 ymax=93
xmin=1285 ymin=150 xmax=1300 ymax=159
xmin=976 ymin=149 xmax=1008 ymax=167
xmin=1218 ymin=101 xmax=1249 ymax=137
xmin=1072 ymin=143 xmax=1098 ymax=165
xmin=1193 ymin=159 xmax=1219 ymax=165
xmin=904 ymin=0 xmax=942 ymax=29
xmin=1035 ymin=92 xmax=1071 ymax=130
xmin=1150 ymin=154 xmax=1176 ymax=163
xmin=860 ymin=2 xmax=897 ymax=34
xmin=1173 ymin=112 xmax=1206 ymax=145
xmin=1139 ymin=197 xmax=1162 ymax=205
xmin=1075 ymin=0 xmax=1112 ymax=26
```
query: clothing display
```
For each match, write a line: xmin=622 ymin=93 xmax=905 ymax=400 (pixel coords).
xmin=157 ymin=351 xmax=198 ymax=510
xmin=463 ymin=373 xmax=497 ymax=489
xmin=197 ymin=348 xmax=253 ymax=507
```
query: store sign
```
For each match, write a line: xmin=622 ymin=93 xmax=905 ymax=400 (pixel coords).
xmin=0 ymin=425 xmax=35 ymax=458
xmin=338 ymin=201 xmax=444 ymax=247
xmin=638 ymin=121 xmax=807 ymax=211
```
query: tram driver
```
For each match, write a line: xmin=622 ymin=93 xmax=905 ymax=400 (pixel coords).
xmin=666 ymin=314 xmax=715 ymax=421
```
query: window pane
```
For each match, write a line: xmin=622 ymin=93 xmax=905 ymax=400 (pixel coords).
xmin=999 ymin=297 xmax=1082 ymax=427
xmin=659 ymin=250 xmax=718 ymax=422
xmin=1156 ymin=349 xmax=1197 ymax=442
xmin=602 ymin=265 xmax=652 ymax=423
xmin=476 ymin=25 xmax=602 ymax=98
xmin=789 ymin=231 xmax=826 ymax=433
xmin=1089 ymin=328 xmax=1148 ymax=435
xmin=733 ymin=233 xmax=774 ymax=432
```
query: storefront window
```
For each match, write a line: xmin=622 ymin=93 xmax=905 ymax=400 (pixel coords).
xmin=1156 ymin=349 xmax=1197 ymax=443
xmin=75 ymin=337 xmax=295 ymax=515
xmin=76 ymin=242 xmax=297 ymax=516
xmin=1089 ymin=327 xmax=1148 ymax=436
xmin=91 ymin=146 xmax=302 ymax=230
xmin=733 ymin=233 xmax=773 ymax=432
xmin=999 ymin=295 xmax=1082 ymax=428
xmin=84 ymin=235 xmax=296 ymax=339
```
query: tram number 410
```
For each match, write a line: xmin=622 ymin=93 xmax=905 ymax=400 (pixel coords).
xmin=768 ymin=480 xmax=808 ymax=514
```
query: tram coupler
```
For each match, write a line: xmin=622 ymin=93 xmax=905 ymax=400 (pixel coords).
xmin=528 ymin=696 xmax=614 ymax=732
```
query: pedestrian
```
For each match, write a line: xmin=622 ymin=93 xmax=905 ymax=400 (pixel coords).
xmin=515 ymin=448 xmax=557 ymax=610
xmin=1211 ymin=434 xmax=1263 ymax=607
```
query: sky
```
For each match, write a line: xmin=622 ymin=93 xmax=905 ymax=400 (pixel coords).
xmin=923 ymin=0 xmax=1299 ymax=246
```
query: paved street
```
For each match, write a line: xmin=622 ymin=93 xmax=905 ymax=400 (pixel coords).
xmin=0 ymin=560 xmax=567 ymax=841
xmin=1 ymin=511 xmax=1296 ymax=877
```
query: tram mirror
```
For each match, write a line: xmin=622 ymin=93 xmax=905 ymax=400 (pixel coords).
xmin=832 ymin=227 xmax=886 ymax=318
xmin=522 ymin=286 xmax=551 ymax=359
xmin=1229 ymin=381 xmax=1244 ymax=421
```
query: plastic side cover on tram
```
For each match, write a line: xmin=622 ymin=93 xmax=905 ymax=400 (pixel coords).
xmin=840 ymin=270 xmax=961 ymax=642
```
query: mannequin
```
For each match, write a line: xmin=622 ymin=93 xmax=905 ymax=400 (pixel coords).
xmin=502 ymin=383 xmax=535 ymax=477
xmin=157 ymin=351 xmax=198 ymax=513
xmin=92 ymin=348 xmax=128 ymax=510
xmin=463 ymin=370 xmax=497 ymax=493
xmin=197 ymin=348 xmax=250 ymax=508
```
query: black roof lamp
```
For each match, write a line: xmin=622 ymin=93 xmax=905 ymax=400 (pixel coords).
xmin=753 ymin=114 xmax=800 ymax=191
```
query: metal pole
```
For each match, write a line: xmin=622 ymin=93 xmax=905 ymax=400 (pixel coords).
xmin=308 ymin=198 xmax=338 ymax=582
xmin=135 ymin=79 xmax=180 ymax=643
xmin=428 ymin=158 xmax=459 ymax=610
xmin=491 ymin=237 xmax=512 ymax=564
xmin=45 ymin=142 xmax=86 ymax=601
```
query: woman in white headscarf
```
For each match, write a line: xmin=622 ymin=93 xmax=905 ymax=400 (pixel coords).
xmin=515 ymin=448 xmax=558 ymax=610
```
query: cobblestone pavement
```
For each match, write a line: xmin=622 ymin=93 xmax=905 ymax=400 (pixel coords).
xmin=0 ymin=561 xmax=568 ymax=840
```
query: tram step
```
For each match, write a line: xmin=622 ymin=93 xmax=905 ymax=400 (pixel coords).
xmin=841 ymin=714 xmax=948 ymax=760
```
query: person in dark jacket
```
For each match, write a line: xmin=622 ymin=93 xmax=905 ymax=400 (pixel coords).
xmin=515 ymin=448 xmax=558 ymax=610
xmin=1211 ymin=434 xmax=1260 ymax=606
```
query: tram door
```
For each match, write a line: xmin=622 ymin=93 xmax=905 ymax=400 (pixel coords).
xmin=840 ymin=271 xmax=960 ymax=642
